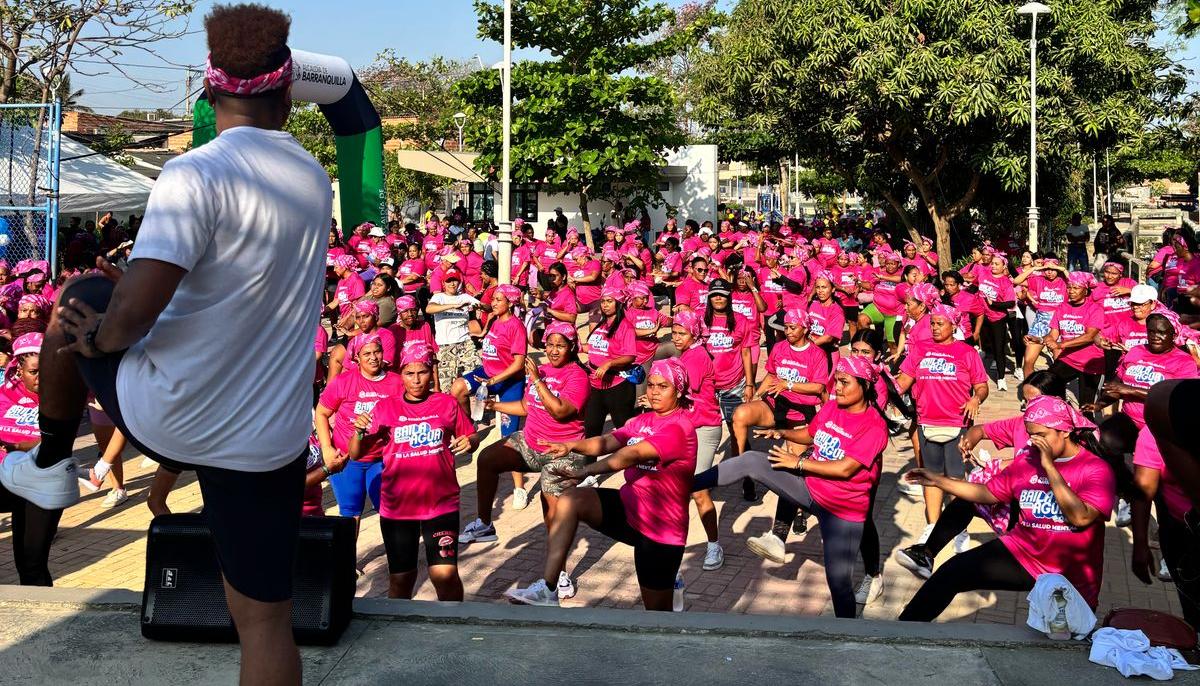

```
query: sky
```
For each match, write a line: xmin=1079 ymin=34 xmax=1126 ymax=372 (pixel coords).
xmin=69 ymin=0 xmax=1200 ymax=115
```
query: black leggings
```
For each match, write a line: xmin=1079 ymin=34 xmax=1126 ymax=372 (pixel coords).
xmin=1006 ymin=312 xmax=1027 ymax=363
xmin=0 ymin=484 xmax=63 ymax=586
xmin=898 ymin=538 xmax=1034 ymax=621
xmin=981 ymin=317 xmax=1010 ymax=381
xmin=774 ymin=481 xmax=880 ymax=577
xmin=693 ymin=451 xmax=864 ymax=618
xmin=1049 ymin=359 xmax=1100 ymax=408
xmin=584 ymin=381 xmax=636 ymax=437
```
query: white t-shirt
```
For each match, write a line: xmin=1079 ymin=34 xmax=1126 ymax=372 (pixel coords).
xmin=116 ymin=126 xmax=331 ymax=472
xmin=1066 ymin=224 xmax=1089 ymax=244
xmin=429 ymin=292 xmax=478 ymax=346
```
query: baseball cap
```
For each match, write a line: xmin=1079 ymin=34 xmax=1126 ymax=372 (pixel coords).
xmin=443 ymin=269 xmax=463 ymax=282
xmin=368 ymin=226 xmax=386 ymax=237
xmin=1129 ymin=284 xmax=1157 ymax=304
xmin=707 ymin=278 xmax=732 ymax=297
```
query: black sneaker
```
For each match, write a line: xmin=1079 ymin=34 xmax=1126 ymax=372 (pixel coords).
xmin=894 ymin=545 xmax=934 ymax=580
xmin=742 ymin=477 xmax=759 ymax=502
xmin=792 ymin=512 xmax=809 ymax=535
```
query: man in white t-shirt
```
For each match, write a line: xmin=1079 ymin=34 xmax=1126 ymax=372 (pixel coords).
xmin=426 ymin=269 xmax=481 ymax=391
xmin=0 ymin=6 xmax=323 ymax=684
xmin=1065 ymin=212 xmax=1090 ymax=271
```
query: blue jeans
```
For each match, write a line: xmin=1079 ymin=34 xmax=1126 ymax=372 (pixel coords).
xmin=1067 ymin=244 xmax=1089 ymax=272
xmin=464 ymin=367 xmax=525 ymax=437
xmin=328 ymin=459 xmax=383 ymax=517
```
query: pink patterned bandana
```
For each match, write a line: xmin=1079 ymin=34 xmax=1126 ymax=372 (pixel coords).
xmin=835 ymin=354 xmax=879 ymax=383
xmin=649 ymin=358 xmax=689 ymax=398
xmin=206 ymin=53 xmax=293 ymax=96
xmin=400 ymin=342 xmax=435 ymax=368
xmin=1024 ymin=395 xmax=1095 ymax=433
xmin=545 ymin=321 xmax=577 ymax=342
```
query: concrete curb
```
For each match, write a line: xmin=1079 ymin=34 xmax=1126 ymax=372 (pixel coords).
xmin=0 ymin=584 xmax=1075 ymax=649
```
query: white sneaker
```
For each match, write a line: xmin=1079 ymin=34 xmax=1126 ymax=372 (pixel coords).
xmin=556 ymin=571 xmax=576 ymax=600
xmin=746 ymin=532 xmax=786 ymax=564
xmin=0 ymin=447 xmax=80 ymax=510
xmin=997 ymin=379 xmax=1008 ymax=392
xmin=460 ymin=517 xmax=498 ymax=544
xmin=1159 ymin=558 xmax=1173 ymax=582
xmin=1115 ymin=499 xmax=1132 ymax=527
xmin=703 ymin=542 xmax=725 ymax=571
xmin=897 ymin=480 xmax=924 ymax=498
xmin=953 ymin=531 xmax=970 ymax=554
xmin=101 ymin=488 xmax=128 ymax=509
xmin=855 ymin=574 xmax=884 ymax=604
xmin=1013 ymin=369 xmax=1024 ymax=382
xmin=505 ymin=578 xmax=559 ymax=606
xmin=512 ymin=487 xmax=530 ymax=510
xmin=916 ymin=523 xmax=935 ymax=546
xmin=579 ymin=475 xmax=599 ymax=488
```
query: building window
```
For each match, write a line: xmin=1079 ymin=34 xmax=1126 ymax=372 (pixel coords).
xmin=468 ymin=183 xmax=494 ymax=223
xmin=513 ymin=183 xmax=538 ymax=221
xmin=657 ymin=180 xmax=671 ymax=192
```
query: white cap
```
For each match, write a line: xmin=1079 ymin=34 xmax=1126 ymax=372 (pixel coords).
xmin=1129 ymin=284 xmax=1158 ymax=304
xmin=698 ymin=226 xmax=713 ymax=235
xmin=368 ymin=226 xmax=386 ymax=237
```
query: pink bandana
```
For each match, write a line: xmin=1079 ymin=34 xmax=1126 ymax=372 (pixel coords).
xmin=545 ymin=321 xmax=577 ymax=342
xmin=649 ymin=358 xmax=689 ymax=398
xmin=353 ymin=299 xmax=379 ymax=317
xmin=1068 ymin=271 xmax=1096 ymax=290
xmin=11 ymin=332 xmax=42 ymax=358
xmin=396 ymin=295 xmax=417 ymax=311
xmin=673 ymin=310 xmax=703 ymax=337
xmin=909 ymin=282 xmax=940 ymax=308
xmin=1023 ymin=395 xmax=1095 ymax=432
xmin=205 ymin=53 xmax=293 ymax=96
xmin=570 ymin=246 xmax=590 ymax=260
xmin=1102 ymin=261 xmax=1125 ymax=275
xmin=625 ymin=281 xmax=651 ymax=301
xmin=930 ymin=303 xmax=959 ymax=323
xmin=601 ymin=284 xmax=625 ymax=301
xmin=1042 ymin=258 xmax=1061 ymax=267
xmin=347 ymin=333 xmax=382 ymax=363
xmin=602 ymin=250 xmax=621 ymax=262
xmin=496 ymin=284 xmax=521 ymax=303
xmin=835 ymin=354 xmax=879 ymax=383
xmin=783 ymin=307 xmax=810 ymax=327
xmin=334 ymin=255 xmax=359 ymax=271
xmin=18 ymin=293 xmax=50 ymax=315
xmin=400 ymin=342 xmax=435 ymax=368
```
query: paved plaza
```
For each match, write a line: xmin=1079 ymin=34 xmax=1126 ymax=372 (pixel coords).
xmin=0 ymin=371 xmax=1184 ymax=626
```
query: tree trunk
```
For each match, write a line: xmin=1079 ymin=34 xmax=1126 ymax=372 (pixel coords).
xmin=931 ymin=209 xmax=953 ymax=273
xmin=879 ymin=189 xmax=921 ymax=242
xmin=777 ymin=160 xmax=789 ymax=216
xmin=579 ymin=188 xmax=595 ymax=252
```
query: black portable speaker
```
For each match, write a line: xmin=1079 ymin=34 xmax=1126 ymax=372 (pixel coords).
xmin=140 ymin=513 xmax=356 ymax=645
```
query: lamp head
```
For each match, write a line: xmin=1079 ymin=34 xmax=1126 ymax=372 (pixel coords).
xmin=1017 ymin=2 xmax=1050 ymax=15
xmin=453 ymin=111 xmax=467 ymax=126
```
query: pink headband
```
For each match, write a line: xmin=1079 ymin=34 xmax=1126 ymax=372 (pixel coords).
xmin=11 ymin=332 xmax=42 ymax=358
xmin=1102 ymin=261 xmax=1125 ymax=275
xmin=544 ymin=321 xmax=577 ymax=342
xmin=910 ymin=282 xmax=940 ymax=308
xmin=1024 ymin=395 xmax=1096 ymax=433
xmin=347 ymin=333 xmax=383 ymax=362
xmin=400 ymin=342 xmax=435 ymax=367
xmin=673 ymin=309 xmax=703 ymax=337
xmin=396 ymin=295 xmax=417 ymax=311
xmin=353 ymin=299 xmax=380 ymax=317
xmin=570 ymin=246 xmax=590 ymax=260
xmin=814 ymin=270 xmax=835 ymax=285
xmin=601 ymin=284 xmax=624 ymax=301
xmin=625 ymin=281 xmax=651 ymax=300
xmin=835 ymin=354 xmax=879 ymax=383
xmin=18 ymin=293 xmax=49 ymax=314
xmin=649 ymin=358 xmax=689 ymax=398
xmin=334 ymin=255 xmax=359 ymax=271
xmin=602 ymin=250 xmax=621 ymax=262
xmin=205 ymin=52 xmax=293 ymax=96
xmin=496 ymin=284 xmax=521 ymax=303
xmin=1068 ymin=271 xmax=1096 ymax=289
xmin=929 ymin=303 xmax=958 ymax=323
xmin=783 ymin=308 xmax=810 ymax=327
xmin=1042 ymin=258 xmax=1061 ymax=267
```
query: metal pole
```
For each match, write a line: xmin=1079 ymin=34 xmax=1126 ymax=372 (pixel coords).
xmin=496 ymin=0 xmax=513 ymax=285
xmin=1105 ymin=148 xmax=1111 ymax=216
xmin=1092 ymin=155 xmax=1098 ymax=225
xmin=1026 ymin=14 xmax=1040 ymax=252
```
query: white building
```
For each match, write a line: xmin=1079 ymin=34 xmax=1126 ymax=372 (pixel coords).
xmin=393 ymin=144 xmax=719 ymax=238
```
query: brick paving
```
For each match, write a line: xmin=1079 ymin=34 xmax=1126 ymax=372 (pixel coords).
xmin=0 ymin=367 xmax=1185 ymax=624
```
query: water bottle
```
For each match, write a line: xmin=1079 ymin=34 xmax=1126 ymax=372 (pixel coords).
xmin=470 ymin=382 xmax=488 ymax=422
xmin=672 ymin=572 xmax=685 ymax=612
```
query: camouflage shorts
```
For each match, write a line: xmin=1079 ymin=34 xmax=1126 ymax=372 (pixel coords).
xmin=508 ymin=430 xmax=590 ymax=496
xmin=436 ymin=340 xmax=480 ymax=392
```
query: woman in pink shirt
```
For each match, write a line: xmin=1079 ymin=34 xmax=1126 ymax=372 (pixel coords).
xmin=702 ymin=280 xmax=755 ymax=473
xmin=899 ymin=396 xmax=1120 ymax=619
xmin=692 ymin=356 xmax=889 ymax=618
xmin=670 ymin=310 xmax=726 ymax=571
xmin=624 ymin=281 xmax=670 ymax=373
xmin=1094 ymin=313 xmax=1198 ymax=432
xmin=971 ymin=254 xmax=1022 ymax=387
xmin=315 ymin=335 xmax=404 ymax=525
xmin=857 ymin=250 xmax=904 ymax=353
xmin=1015 ymin=258 xmax=1068 ymax=379
xmin=729 ymin=269 xmax=767 ymax=377
xmin=892 ymin=281 xmax=940 ymax=363
xmin=450 ymin=285 xmax=528 ymax=438
xmin=327 ymin=254 xmax=365 ymax=328
xmin=583 ymin=284 xmax=638 ymax=436
xmin=349 ymin=344 xmax=481 ymax=600
xmin=895 ymin=305 xmax=989 ymax=540
xmin=807 ymin=272 xmax=846 ymax=357
xmin=505 ymin=359 xmax=698 ymax=609
xmin=325 ymin=299 xmax=396 ymax=383
xmin=538 ymin=262 xmax=579 ymax=325
xmin=830 ymin=252 xmax=861 ymax=338
xmin=388 ymin=295 xmax=439 ymax=383
xmin=1042 ymin=272 xmax=1105 ymax=408
xmin=673 ymin=256 xmax=711 ymax=313
xmin=567 ymin=248 xmax=602 ymax=313
xmin=460 ymin=322 xmax=590 ymax=549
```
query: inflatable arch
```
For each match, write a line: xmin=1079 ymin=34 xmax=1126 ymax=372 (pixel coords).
xmin=192 ymin=49 xmax=385 ymax=233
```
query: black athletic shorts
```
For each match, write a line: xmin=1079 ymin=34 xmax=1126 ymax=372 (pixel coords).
xmin=63 ymin=274 xmax=307 ymax=604
xmin=380 ymin=511 xmax=460 ymax=573
xmin=593 ymin=488 xmax=684 ymax=591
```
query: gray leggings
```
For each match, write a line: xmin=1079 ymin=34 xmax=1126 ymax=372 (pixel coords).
xmin=703 ymin=451 xmax=864 ymax=618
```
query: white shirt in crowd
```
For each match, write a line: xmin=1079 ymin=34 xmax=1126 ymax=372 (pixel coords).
xmin=117 ymin=126 xmax=332 ymax=472
xmin=429 ymin=292 xmax=478 ymax=346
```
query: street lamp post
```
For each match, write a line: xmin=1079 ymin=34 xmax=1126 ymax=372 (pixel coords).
xmin=1018 ymin=1 xmax=1050 ymax=253
xmin=496 ymin=0 xmax=513 ymax=285
xmin=453 ymin=111 xmax=467 ymax=151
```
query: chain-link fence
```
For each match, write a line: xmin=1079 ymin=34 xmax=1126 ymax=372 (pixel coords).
xmin=0 ymin=102 xmax=60 ymax=273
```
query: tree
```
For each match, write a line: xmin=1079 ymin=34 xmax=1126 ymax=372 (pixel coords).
xmin=115 ymin=108 xmax=178 ymax=121
xmin=697 ymin=0 xmax=1180 ymax=267
xmin=645 ymin=0 xmax=718 ymax=137
xmin=92 ymin=123 xmax=134 ymax=166
xmin=455 ymin=0 xmax=710 ymax=248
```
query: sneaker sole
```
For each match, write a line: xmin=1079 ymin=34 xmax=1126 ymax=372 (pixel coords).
xmin=505 ymin=591 xmax=558 ymax=607
xmin=462 ymin=533 xmax=499 ymax=544
xmin=893 ymin=550 xmax=933 ymax=580
xmin=77 ymin=477 xmax=101 ymax=493
xmin=746 ymin=539 xmax=786 ymax=564
xmin=557 ymin=586 xmax=577 ymax=600
xmin=702 ymin=558 xmax=724 ymax=571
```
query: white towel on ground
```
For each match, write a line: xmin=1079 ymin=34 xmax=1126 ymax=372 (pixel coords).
xmin=1026 ymin=573 xmax=1096 ymax=640
xmin=1089 ymin=627 xmax=1199 ymax=680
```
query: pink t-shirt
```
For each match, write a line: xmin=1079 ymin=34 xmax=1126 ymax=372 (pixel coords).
xmin=679 ymin=345 xmax=721 ymax=428
xmin=334 ymin=275 xmax=366 ymax=318
xmin=1151 ymin=246 xmax=1181 ymax=288
xmin=0 ymin=381 xmax=39 ymax=451
xmin=389 ymin=321 xmax=439 ymax=362
xmin=523 ymin=363 xmax=590 ymax=452
xmin=1092 ymin=278 xmax=1135 ymax=333
xmin=348 ymin=328 xmax=396 ymax=371
xmin=974 ymin=272 xmax=1016 ymax=322
xmin=870 ymin=271 xmax=903 ymax=316
xmin=766 ymin=341 xmax=829 ymax=417
xmin=569 ymin=260 xmax=601 ymax=306
xmin=803 ymin=402 xmax=888 ymax=522
xmin=675 ymin=276 xmax=709 ymax=312
xmin=480 ymin=315 xmax=528 ymax=377
xmin=830 ymin=266 xmax=859 ymax=307
xmin=780 ymin=267 xmax=810 ymax=311
xmin=627 ymin=307 xmax=669 ymax=364
xmin=951 ymin=289 xmax=986 ymax=319
xmin=548 ymin=286 xmax=578 ymax=317
xmin=319 ymin=370 xmax=405 ymax=461
xmin=1178 ymin=256 xmax=1200 ymax=291
xmin=370 ymin=392 xmax=475 ymax=520
xmin=703 ymin=312 xmax=752 ymax=390
xmin=730 ymin=291 xmax=763 ymax=337
xmin=586 ymin=318 xmax=636 ymax=389
xmin=757 ymin=266 xmax=787 ymax=314
xmin=903 ymin=314 xmax=934 ymax=357
xmin=986 ymin=449 xmax=1115 ymax=608
xmin=982 ymin=414 xmax=1027 ymax=452
xmin=1025 ymin=274 xmax=1068 ymax=313
xmin=807 ymin=299 xmax=845 ymax=343
xmin=1049 ymin=300 xmax=1104 ymax=373
xmin=458 ymin=251 xmax=485 ymax=291
xmin=1133 ymin=425 xmax=1193 ymax=521
xmin=815 ymin=238 xmax=841 ymax=266
xmin=1116 ymin=345 xmax=1198 ymax=428
xmin=899 ymin=339 xmax=987 ymax=427
xmin=612 ymin=409 xmax=698 ymax=546
xmin=1111 ymin=315 xmax=1149 ymax=351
